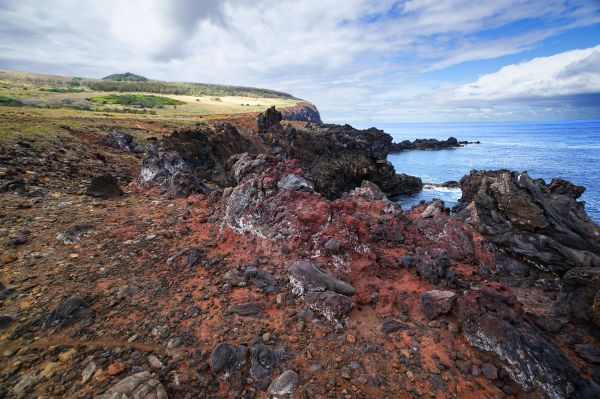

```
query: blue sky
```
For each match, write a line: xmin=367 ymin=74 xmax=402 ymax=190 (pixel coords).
xmin=0 ymin=0 xmax=599 ymax=123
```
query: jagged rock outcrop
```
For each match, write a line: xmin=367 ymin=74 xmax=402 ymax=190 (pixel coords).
xmin=454 ymin=170 xmax=600 ymax=274
xmin=552 ymin=267 xmax=600 ymax=325
xmin=280 ymin=101 xmax=322 ymax=123
xmin=140 ymin=124 xmax=252 ymax=194
xmin=389 ymin=137 xmax=464 ymax=152
xmin=257 ymin=110 xmax=422 ymax=199
xmin=458 ymin=282 xmax=599 ymax=399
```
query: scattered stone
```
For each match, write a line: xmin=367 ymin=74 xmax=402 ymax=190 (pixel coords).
xmin=44 ymin=296 xmax=93 ymax=330
xmin=86 ymin=173 xmax=124 ymax=198
xmin=381 ymin=319 xmax=407 ymax=334
xmin=304 ymin=290 xmax=352 ymax=322
xmin=481 ymin=363 xmax=498 ymax=380
xmin=229 ymin=302 xmax=264 ymax=317
xmin=8 ymin=235 xmax=28 ymax=246
xmin=268 ymin=370 xmax=299 ymax=396
xmin=324 ymin=238 xmax=342 ymax=254
xmin=81 ymin=361 xmax=96 ymax=384
xmin=288 ymin=260 xmax=355 ymax=296
xmin=56 ymin=224 xmax=95 ymax=244
xmin=96 ymin=371 xmax=168 ymax=399
xmin=108 ymin=362 xmax=126 ymax=375
xmin=58 ymin=349 xmax=77 ymax=362
xmin=420 ymin=290 xmax=458 ymax=320
xmin=209 ymin=342 xmax=247 ymax=375
xmin=148 ymin=355 xmax=164 ymax=369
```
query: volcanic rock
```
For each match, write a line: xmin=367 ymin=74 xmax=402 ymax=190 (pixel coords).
xmin=420 ymin=290 xmax=458 ymax=320
xmin=454 ymin=170 xmax=600 ymax=274
xmin=280 ymin=101 xmax=322 ymax=123
xmin=268 ymin=370 xmax=299 ymax=396
xmin=288 ymin=260 xmax=355 ymax=296
xmin=43 ymin=296 xmax=93 ymax=331
xmin=96 ymin=371 xmax=168 ymax=399
xmin=552 ymin=267 xmax=600 ymax=325
xmin=209 ymin=342 xmax=247 ymax=375
xmin=86 ymin=173 xmax=123 ymax=198
xmin=249 ymin=344 xmax=288 ymax=390
xmin=389 ymin=137 xmax=461 ymax=152
xmin=304 ymin=290 xmax=353 ymax=322
xmin=458 ymin=282 xmax=598 ymax=398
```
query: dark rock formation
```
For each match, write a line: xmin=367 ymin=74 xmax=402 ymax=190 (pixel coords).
xmin=289 ymin=260 xmax=355 ymax=322
xmin=458 ymin=282 xmax=599 ymax=399
xmin=140 ymin=124 xmax=251 ymax=192
xmin=43 ymin=296 xmax=93 ymax=331
xmin=280 ymin=101 xmax=322 ymax=123
xmin=85 ymin=173 xmax=123 ymax=198
xmin=420 ymin=290 xmax=457 ymax=320
xmin=106 ymin=131 xmax=136 ymax=152
xmin=257 ymin=106 xmax=283 ymax=133
xmin=289 ymin=260 xmax=355 ymax=296
xmin=552 ymin=267 xmax=600 ymax=325
xmin=249 ymin=344 xmax=288 ymax=390
xmin=454 ymin=170 xmax=600 ymax=274
xmin=209 ymin=342 xmax=247 ymax=375
xmin=273 ymin=120 xmax=422 ymax=198
xmin=389 ymin=137 xmax=463 ymax=152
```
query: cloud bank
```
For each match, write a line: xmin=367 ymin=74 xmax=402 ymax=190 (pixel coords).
xmin=0 ymin=0 xmax=599 ymax=122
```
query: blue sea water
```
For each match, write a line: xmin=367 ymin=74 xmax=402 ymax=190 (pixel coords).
xmin=357 ymin=120 xmax=600 ymax=224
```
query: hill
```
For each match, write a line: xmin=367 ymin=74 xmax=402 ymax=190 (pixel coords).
xmin=102 ymin=72 xmax=148 ymax=82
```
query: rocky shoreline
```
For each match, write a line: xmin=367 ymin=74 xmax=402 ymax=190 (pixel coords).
xmin=1 ymin=106 xmax=600 ymax=398
xmin=389 ymin=137 xmax=480 ymax=153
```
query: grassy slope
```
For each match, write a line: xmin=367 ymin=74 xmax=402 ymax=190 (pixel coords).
xmin=0 ymin=69 xmax=302 ymax=138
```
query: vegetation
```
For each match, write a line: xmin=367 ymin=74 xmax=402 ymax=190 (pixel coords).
xmin=40 ymin=87 xmax=85 ymax=93
xmin=86 ymin=80 xmax=295 ymax=99
xmin=87 ymin=94 xmax=185 ymax=107
xmin=0 ymin=96 xmax=22 ymax=106
xmin=102 ymin=72 xmax=148 ymax=82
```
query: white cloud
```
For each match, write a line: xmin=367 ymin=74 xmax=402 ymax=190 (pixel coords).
xmin=0 ymin=0 xmax=599 ymax=122
xmin=452 ymin=45 xmax=600 ymax=100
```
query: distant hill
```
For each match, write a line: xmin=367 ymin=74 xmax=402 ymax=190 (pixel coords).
xmin=0 ymin=69 xmax=296 ymax=99
xmin=102 ymin=72 xmax=148 ymax=82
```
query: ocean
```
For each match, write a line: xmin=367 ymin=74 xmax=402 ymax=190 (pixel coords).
xmin=357 ymin=120 xmax=600 ymax=224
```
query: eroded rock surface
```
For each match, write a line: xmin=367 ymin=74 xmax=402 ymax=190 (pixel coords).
xmin=96 ymin=371 xmax=168 ymax=399
xmin=454 ymin=170 xmax=600 ymax=274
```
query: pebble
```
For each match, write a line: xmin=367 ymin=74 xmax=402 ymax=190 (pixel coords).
xmin=81 ymin=361 xmax=97 ymax=383
xmin=268 ymin=370 xmax=299 ymax=396
xmin=346 ymin=334 xmax=356 ymax=344
xmin=58 ymin=349 xmax=77 ymax=362
xmin=481 ymin=362 xmax=498 ymax=380
xmin=148 ymin=355 xmax=164 ymax=369
xmin=108 ymin=362 xmax=126 ymax=375
xmin=262 ymin=332 xmax=271 ymax=343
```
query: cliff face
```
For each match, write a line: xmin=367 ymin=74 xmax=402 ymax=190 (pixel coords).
xmin=280 ymin=101 xmax=323 ymax=123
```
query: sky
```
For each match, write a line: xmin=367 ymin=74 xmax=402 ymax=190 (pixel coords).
xmin=0 ymin=0 xmax=599 ymax=123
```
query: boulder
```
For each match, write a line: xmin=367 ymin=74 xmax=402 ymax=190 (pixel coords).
xmin=458 ymin=282 xmax=599 ymax=398
xmin=268 ymin=370 xmax=299 ymax=396
xmin=43 ymin=296 xmax=93 ymax=331
xmin=249 ymin=344 xmax=288 ymax=390
xmin=86 ymin=174 xmax=123 ymax=198
xmin=106 ymin=132 xmax=135 ymax=152
xmin=304 ymin=290 xmax=353 ymax=322
xmin=288 ymin=260 xmax=355 ymax=296
xmin=454 ymin=170 xmax=600 ymax=274
xmin=552 ymin=267 xmax=600 ymax=325
xmin=96 ymin=371 xmax=168 ymax=399
xmin=209 ymin=342 xmax=247 ymax=375
xmin=420 ymin=290 xmax=458 ymax=320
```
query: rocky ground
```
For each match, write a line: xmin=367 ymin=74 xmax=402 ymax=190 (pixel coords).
xmin=1 ymin=108 xmax=600 ymax=399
